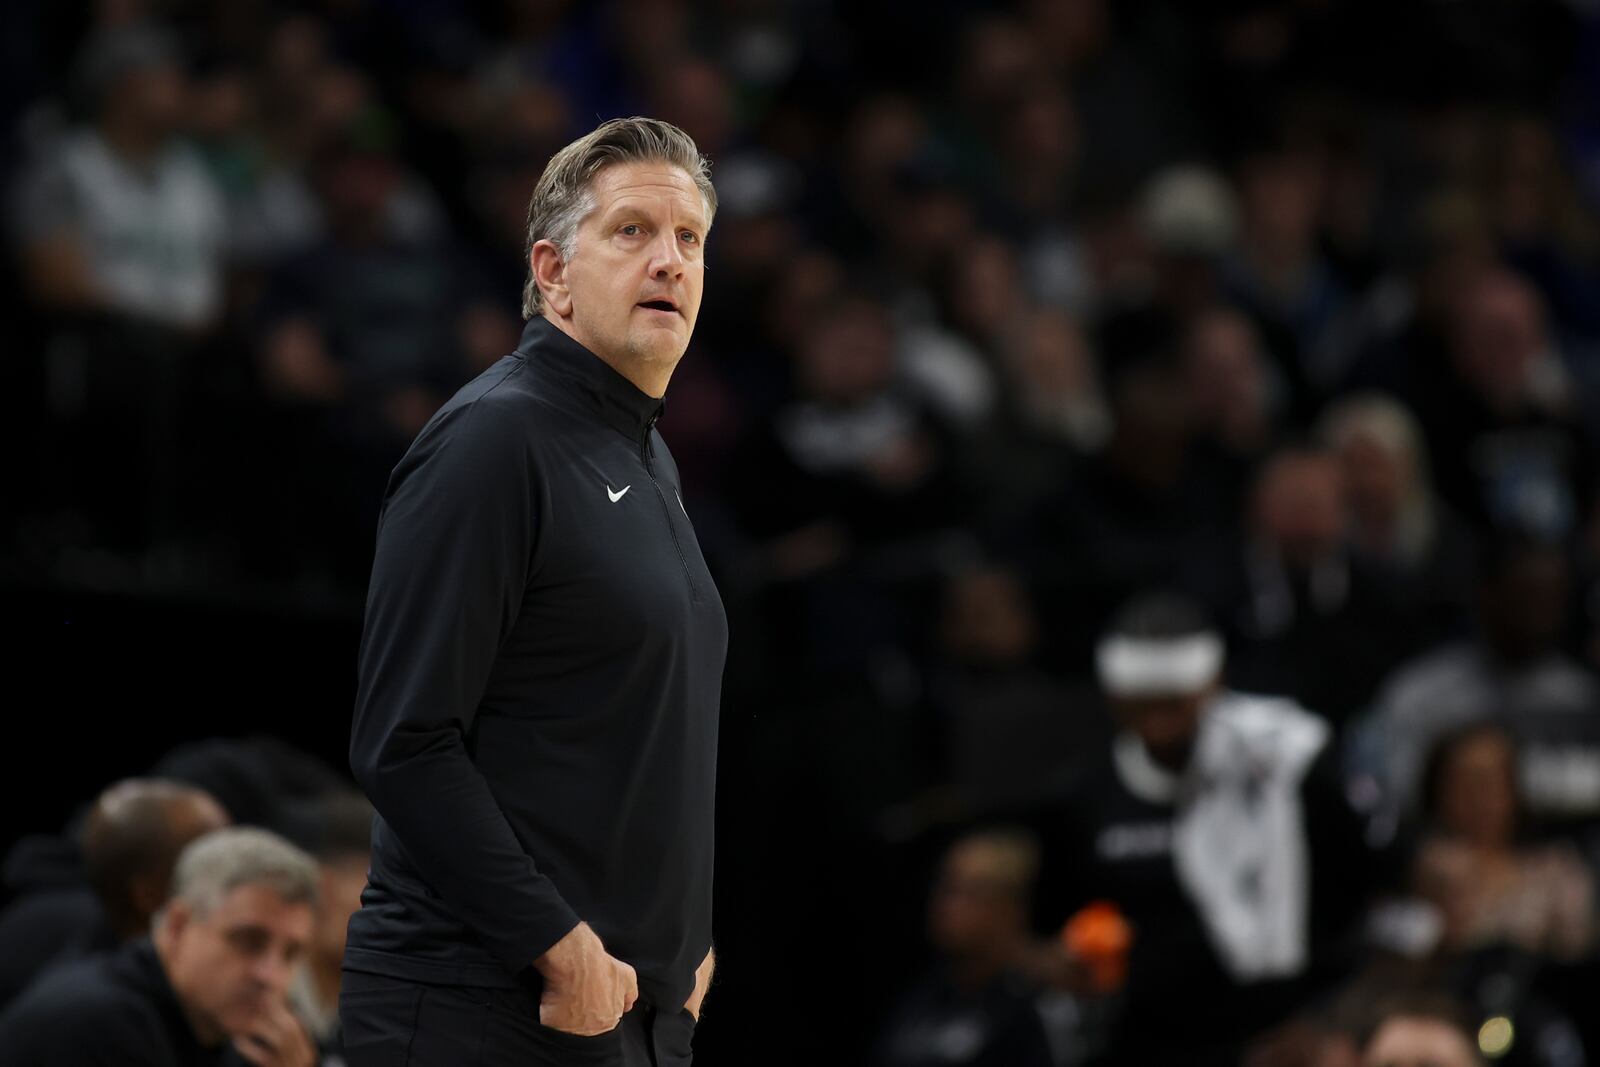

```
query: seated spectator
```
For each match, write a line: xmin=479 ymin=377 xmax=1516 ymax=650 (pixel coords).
xmin=0 ymin=778 xmax=229 ymax=1007
xmin=1021 ymin=303 xmax=1237 ymax=668
xmin=86 ymin=780 xmax=235 ymax=942
xmin=1183 ymin=305 xmax=1284 ymax=472
xmin=724 ymin=290 xmax=974 ymax=670
xmin=15 ymin=25 xmax=226 ymax=330
xmin=926 ymin=564 xmax=1109 ymax=814
xmin=1359 ymin=992 xmax=1485 ymax=1067
xmin=728 ymin=291 xmax=967 ymax=565
xmin=1191 ymin=444 xmax=1421 ymax=723
xmin=1420 ymin=268 xmax=1592 ymax=542
xmin=1027 ymin=593 xmax=1379 ymax=1066
xmin=970 ymin=307 xmax=1107 ymax=526
xmin=1370 ymin=533 xmax=1600 ymax=823
xmin=0 ymin=827 xmax=319 ymax=1066
xmin=1137 ymin=165 xmax=1238 ymax=324
xmin=875 ymin=830 xmax=1062 ymax=1067
xmin=1318 ymin=393 xmax=1475 ymax=640
xmin=288 ymin=791 xmax=374 ymax=1059
xmin=13 ymin=23 xmax=229 ymax=557
xmin=1220 ymin=144 xmax=1350 ymax=409
xmin=1349 ymin=984 xmax=1583 ymax=1067
xmin=1003 ymin=307 xmax=1109 ymax=456
xmin=1412 ymin=725 xmax=1594 ymax=961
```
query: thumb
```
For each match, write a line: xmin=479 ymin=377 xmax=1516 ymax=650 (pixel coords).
xmin=620 ymin=960 xmax=639 ymax=1011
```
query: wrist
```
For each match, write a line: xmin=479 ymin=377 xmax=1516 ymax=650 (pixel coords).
xmin=533 ymin=920 xmax=589 ymax=980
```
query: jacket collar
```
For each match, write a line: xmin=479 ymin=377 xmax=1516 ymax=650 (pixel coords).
xmin=131 ymin=938 xmax=219 ymax=1056
xmin=515 ymin=315 xmax=665 ymax=445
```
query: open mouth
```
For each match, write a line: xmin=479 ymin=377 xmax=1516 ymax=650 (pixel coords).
xmin=637 ymin=299 xmax=678 ymax=313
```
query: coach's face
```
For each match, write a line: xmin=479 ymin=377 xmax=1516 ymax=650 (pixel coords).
xmin=546 ymin=161 xmax=708 ymax=393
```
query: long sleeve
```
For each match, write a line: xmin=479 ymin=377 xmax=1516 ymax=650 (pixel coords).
xmin=349 ymin=395 xmax=580 ymax=974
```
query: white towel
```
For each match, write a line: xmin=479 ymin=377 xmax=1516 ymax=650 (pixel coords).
xmin=1114 ymin=692 xmax=1330 ymax=981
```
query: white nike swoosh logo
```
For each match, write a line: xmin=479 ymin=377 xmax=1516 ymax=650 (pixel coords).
xmin=607 ymin=485 xmax=631 ymax=503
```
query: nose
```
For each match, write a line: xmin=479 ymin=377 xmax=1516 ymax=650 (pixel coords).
xmin=252 ymin=950 xmax=295 ymax=993
xmin=647 ymin=230 xmax=685 ymax=280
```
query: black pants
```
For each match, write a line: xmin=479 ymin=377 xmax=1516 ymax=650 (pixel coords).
xmin=339 ymin=970 xmax=695 ymax=1066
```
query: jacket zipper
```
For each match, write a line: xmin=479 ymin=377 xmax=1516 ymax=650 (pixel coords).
xmin=642 ymin=418 xmax=698 ymax=600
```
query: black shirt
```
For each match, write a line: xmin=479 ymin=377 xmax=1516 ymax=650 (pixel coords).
xmin=0 ymin=939 xmax=221 ymax=1066
xmin=875 ymin=968 xmax=1057 ymax=1067
xmin=345 ymin=316 xmax=729 ymax=1014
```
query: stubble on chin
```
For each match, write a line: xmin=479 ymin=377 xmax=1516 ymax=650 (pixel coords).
xmin=624 ymin=327 xmax=688 ymax=368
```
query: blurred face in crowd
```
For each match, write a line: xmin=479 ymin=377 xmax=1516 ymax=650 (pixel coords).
xmin=1433 ymin=728 xmax=1519 ymax=849
xmin=1479 ymin=546 xmax=1568 ymax=663
xmin=111 ymin=61 xmax=188 ymax=139
xmin=1335 ymin=430 xmax=1410 ymax=541
xmin=929 ymin=838 xmax=1029 ymax=959
xmin=1450 ymin=271 xmax=1548 ymax=413
xmin=767 ymin=251 xmax=843 ymax=350
xmin=889 ymin=185 xmax=976 ymax=275
xmin=796 ymin=298 xmax=896 ymax=405
xmin=941 ymin=568 xmax=1037 ymax=667
xmin=961 ymin=17 xmax=1039 ymax=113
xmin=846 ymin=95 xmax=924 ymax=187
xmin=1363 ymin=1016 xmax=1481 ymax=1067
xmin=1002 ymin=78 xmax=1078 ymax=187
xmin=1184 ymin=308 xmax=1270 ymax=448
xmin=1488 ymin=118 xmax=1563 ymax=241
xmin=321 ymin=150 xmax=400 ymax=239
xmin=1239 ymin=150 xmax=1321 ymax=261
xmin=1015 ymin=309 xmax=1095 ymax=402
xmin=950 ymin=235 xmax=1023 ymax=339
xmin=1024 ymin=0 xmax=1110 ymax=68
xmin=1108 ymin=362 xmax=1193 ymax=470
xmin=1414 ymin=194 xmax=1495 ymax=324
xmin=1116 ymin=687 xmax=1214 ymax=772
xmin=1253 ymin=451 xmax=1346 ymax=569
xmin=189 ymin=69 xmax=253 ymax=141
xmin=650 ymin=58 xmax=732 ymax=158
xmin=540 ymin=161 xmax=708 ymax=391
xmin=156 ymin=884 xmax=313 ymax=1044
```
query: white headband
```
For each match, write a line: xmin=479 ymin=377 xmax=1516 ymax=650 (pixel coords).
xmin=1096 ymin=633 xmax=1224 ymax=697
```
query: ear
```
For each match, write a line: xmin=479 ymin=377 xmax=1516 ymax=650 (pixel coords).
xmin=156 ymin=898 xmax=191 ymax=950
xmin=531 ymin=240 xmax=573 ymax=317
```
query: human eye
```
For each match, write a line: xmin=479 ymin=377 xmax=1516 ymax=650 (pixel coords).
xmin=619 ymin=222 xmax=644 ymax=237
xmin=227 ymin=927 xmax=269 ymax=957
xmin=679 ymin=230 xmax=699 ymax=244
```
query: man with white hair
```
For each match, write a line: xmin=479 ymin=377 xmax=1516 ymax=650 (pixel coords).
xmin=343 ymin=116 xmax=724 ymax=1066
xmin=1027 ymin=593 xmax=1378 ymax=1066
xmin=0 ymin=827 xmax=320 ymax=1066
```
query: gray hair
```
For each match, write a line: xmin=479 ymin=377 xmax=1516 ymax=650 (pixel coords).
xmin=521 ymin=116 xmax=717 ymax=319
xmin=1318 ymin=392 xmax=1436 ymax=562
xmin=157 ymin=827 xmax=319 ymax=928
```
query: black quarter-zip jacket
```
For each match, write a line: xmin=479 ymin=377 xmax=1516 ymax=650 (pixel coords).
xmin=345 ymin=315 xmax=728 ymax=1014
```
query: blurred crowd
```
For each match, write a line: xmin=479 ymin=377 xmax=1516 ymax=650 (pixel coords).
xmin=6 ymin=0 xmax=1600 ymax=1064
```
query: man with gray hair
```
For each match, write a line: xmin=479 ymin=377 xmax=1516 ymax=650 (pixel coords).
xmin=0 ymin=826 xmax=320 ymax=1066
xmin=343 ymin=116 xmax=725 ymax=1066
